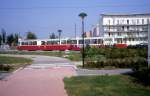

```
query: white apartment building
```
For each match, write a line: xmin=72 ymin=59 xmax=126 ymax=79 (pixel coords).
xmin=101 ymin=13 xmax=150 ymax=45
xmin=91 ymin=24 xmax=100 ymax=37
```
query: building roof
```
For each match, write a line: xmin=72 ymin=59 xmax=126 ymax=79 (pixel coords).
xmin=101 ymin=13 xmax=150 ymax=17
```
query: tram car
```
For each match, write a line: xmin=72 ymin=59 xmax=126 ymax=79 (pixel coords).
xmin=17 ymin=37 xmax=130 ymax=51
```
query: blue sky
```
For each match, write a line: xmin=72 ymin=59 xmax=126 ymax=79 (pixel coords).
xmin=0 ymin=0 xmax=150 ymax=38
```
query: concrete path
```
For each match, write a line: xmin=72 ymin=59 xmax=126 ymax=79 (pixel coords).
xmin=0 ymin=55 xmax=76 ymax=96
xmin=76 ymin=68 xmax=132 ymax=76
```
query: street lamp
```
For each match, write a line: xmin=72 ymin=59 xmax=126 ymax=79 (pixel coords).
xmin=58 ymin=29 xmax=62 ymax=45
xmin=78 ymin=12 xmax=87 ymax=67
xmin=148 ymin=23 xmax=150 ymax=68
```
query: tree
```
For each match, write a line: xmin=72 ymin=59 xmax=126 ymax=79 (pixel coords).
xmin=7 ymin=34 xmax=14 ymax=46
xmin=7 ymin=33 xmax=19 ymax=46
xmin=49 ymin=32 xmax=57 ymax=39
xmin=26 ymin=32 xmax=37 ymax=39
xmin=0 ymin=34 xmax=2 ymax=46
xmin=13 ymin=33 xmax=18 ymax=46
xmin=1 ymin=28 xmax=6 ymax=44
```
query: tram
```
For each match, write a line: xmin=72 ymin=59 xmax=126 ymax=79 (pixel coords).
xmin=16 ymin=37 xmax=128 ymax=51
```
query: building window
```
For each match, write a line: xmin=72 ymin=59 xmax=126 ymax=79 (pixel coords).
xmin=122 ymin=26 xmax=124 ymax=31
xmin=117 ymin=20 xmax=119 ymax=25
xmin=127 ymin=26 xmax=129 ymax=31
xmin=108 ymin=32 xmax=110 ymax=37
xmin=108 ymin=20 xmax=110 ymax=25
xmin=137 ymin=19 xmax=139 ymax=24
xmin=127 ymin=20 xmax=129 ymax=24
xmin=142 ymin=19 xmax=144 ymax=24
xmin=118 ymin=32 xmax=121 ymax=36
xmin=147 ymin=19 xmax=149 ymax=24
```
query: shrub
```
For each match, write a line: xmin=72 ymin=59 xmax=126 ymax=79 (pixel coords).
xmin=84 ymin=57 xmax=147 ymax=69
xmin=132 ymin=68 xmax=150 ymax=86
xmin=0 ymin=64 xmax=13 ymax=71
xmin=84 ymin=47 xmax=147 ymax=69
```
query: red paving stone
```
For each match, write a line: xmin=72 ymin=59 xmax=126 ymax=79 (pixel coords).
xmin=0 ymin=67 xmax=76 ymax=96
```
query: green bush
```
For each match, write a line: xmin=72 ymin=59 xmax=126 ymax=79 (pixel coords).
xmin=84 ymin=47 xmax=147 ymax=69
xmin=132 ymin=68 xmax=150 ymax=86
xmin=0 ymin=64 xmax=13 ymax=71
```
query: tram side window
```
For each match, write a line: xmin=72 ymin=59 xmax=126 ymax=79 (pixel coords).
xmin=33 ymin=41 xmax=37 ymax=45
xmin=91 ymin=39 xmax=97 ymax=44
xmin=71 ymin=40 xmax=77 ymax=44
xmin=29 ymin=41 xmax=32 ymax=45
xmin=79 ymin=40 xmax=83 ymax=44
xmin=85 ymin=39 xmax=90 ymax=44
xmin=25 ymin=42 xmax=28 ymax=45
xmin=68 ymin=40 xmax=77 ymax=44
xmin=47 ymin=41 xmax=51 ymax=45
xmin=61 ymin=40 xmax=66 ymax=44
xmin=41 ymin=41 xmax=46 ymax=45
xmin=21 ymin=42 xmax=25 ymax=45
xmin=98 ymin=39 xmax=103 ymax=44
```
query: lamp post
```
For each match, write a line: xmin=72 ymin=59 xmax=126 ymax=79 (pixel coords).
xmin=148 ymin=23 xmax=150 ymax=68
xmin=78 ymin=12 xmax=87 ymax=67
xmin=58 ymin=29 xmax=62 ymax=45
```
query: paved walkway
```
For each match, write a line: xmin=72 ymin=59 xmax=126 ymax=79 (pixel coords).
xmin=0 ymin=54 xmax=133 ymax=96
xmin=0 ymin=55 xmax=76 ymax=96
xmin=76 ymin=68 xmax=132 ymax=76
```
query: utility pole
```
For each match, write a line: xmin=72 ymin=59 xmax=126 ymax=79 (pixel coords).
xmin=148 ymin=23 xmax=150 ymax=67
xmin=75 ymin=23 xmax=77 ymax=39
xmin=58 ymin=29 xmax=62 ymax=45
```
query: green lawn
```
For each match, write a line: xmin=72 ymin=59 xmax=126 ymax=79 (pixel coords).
xmin=0 ymin=50 xmax=82 ymax=61
xmin=65 ymin=54 xmax=81 ymax=61
xmin=0 ymin=50 xmax=80 ymax=56
xmin=64 ymin=75 xmax=150 ymax=96
xmin=0 ymin=55 xmax=32 ymax=64
xmin=0 ymin=55 xmax=32 ymax=71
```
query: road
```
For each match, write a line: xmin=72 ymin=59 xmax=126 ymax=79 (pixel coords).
xmin=0 ymin=55 xmax=76 ymax=96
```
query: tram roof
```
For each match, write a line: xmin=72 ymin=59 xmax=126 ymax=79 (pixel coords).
xmin=19 ymin=37 xmax=107 ymax=41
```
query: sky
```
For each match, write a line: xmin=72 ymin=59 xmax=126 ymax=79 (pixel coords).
xmin=0 ymin=0 xmax=150 ymax=39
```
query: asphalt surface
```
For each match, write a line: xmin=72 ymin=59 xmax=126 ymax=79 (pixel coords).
xmin=76 ymin=68 xmax=132 ymax=76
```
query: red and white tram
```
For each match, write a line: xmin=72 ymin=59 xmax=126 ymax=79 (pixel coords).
xmin=17 ymin=37 xmax=128 ymax=51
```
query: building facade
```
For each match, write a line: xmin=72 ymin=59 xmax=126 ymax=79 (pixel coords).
xmin=91 ymin=24 xmax=100 ymax=37
xmin=101 ymin=13 xmax=150 ymax=45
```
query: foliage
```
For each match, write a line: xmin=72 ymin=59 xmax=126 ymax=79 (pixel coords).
xmin=130 ymin=67 xmax=150 ymax=86
xmin=49 ymin=32 xmax=58 ymax=39
xmin=7 ymin=34 xmax=14 ymax=46
xmin=26 ymin=32 xmax=37 ymax=39
xmin=66 ymin=54 xmax=81 ymax=61
xmin=6 ymin=33 xmax=19 ymax=46
xmin=1 ymin=28 xmax=6 ymax=44
xmin=0 ymin=34 xmax=2 ymax=45
xmin=64 ymin=75 xmax=150 ymax=96
xmin=84 ymin=47 xmax=148 ymax=69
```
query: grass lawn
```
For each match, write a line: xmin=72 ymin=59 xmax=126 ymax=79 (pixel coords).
xmin=64 ymin=75 xmax=150 ymax=96
xmin=65 ymin=54 xmax=81 ymax=61
xmin=0 ymin=55 xmax=32 ymax=71
xmin=0 ymin=50 xmax=82 ymax=61
xmin=0 ymin=50 xmax=80 ymax=56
